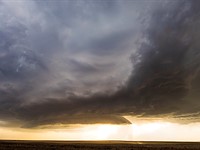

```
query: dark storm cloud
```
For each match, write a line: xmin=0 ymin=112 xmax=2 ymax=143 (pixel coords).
xmin=0 ymin=0 xmax=200 ymax=128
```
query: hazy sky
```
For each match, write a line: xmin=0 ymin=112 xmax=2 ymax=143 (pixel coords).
xmin=0 ymin=0 xmax=200 ymax=140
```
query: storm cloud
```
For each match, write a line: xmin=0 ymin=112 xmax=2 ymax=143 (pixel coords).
xmin=0 ymin=0 xmax=200 ymax=128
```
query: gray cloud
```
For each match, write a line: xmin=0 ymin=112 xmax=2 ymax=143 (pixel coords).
xmin=0 ymin=0 xmax=200 ymax=128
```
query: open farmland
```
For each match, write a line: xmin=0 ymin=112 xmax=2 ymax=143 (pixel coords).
xmin=0 ymin=140 xmax=200 ymax=150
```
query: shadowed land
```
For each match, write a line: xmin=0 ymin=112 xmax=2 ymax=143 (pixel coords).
xmin=0 ymin=140 xmax=200 ymax=150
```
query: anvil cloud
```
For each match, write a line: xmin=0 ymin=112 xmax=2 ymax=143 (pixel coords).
xmin=0 ymin=0 xmax=200 ymax=128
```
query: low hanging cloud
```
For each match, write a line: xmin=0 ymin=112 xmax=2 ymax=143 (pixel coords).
xmin=0 ymin=0 xmax=200 ymax=128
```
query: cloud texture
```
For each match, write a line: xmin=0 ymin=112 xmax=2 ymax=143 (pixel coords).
xmin=0 ymin=0 xmax=200 ymax=128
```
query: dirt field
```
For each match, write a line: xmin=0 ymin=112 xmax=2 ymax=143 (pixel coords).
xmin=0 ymin=140 xmax=200 ymax=150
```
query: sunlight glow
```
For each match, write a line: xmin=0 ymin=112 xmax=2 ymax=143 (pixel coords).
xmin=131 ymin=122 xmax=171 ymax=136
xmin=94 ymin=125 xmax=118 ymax=139
xmin=81 ymin=124 xmax=120 ymax=140
xmin=1 ymin=120 xmax=200 ymax=141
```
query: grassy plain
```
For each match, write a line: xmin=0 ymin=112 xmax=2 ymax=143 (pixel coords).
xmin=0 ymin=140 xmax=200 ymax=150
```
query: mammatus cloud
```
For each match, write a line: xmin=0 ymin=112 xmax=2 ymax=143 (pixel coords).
xmin=0 ymin=0 xmax=200 ymax=128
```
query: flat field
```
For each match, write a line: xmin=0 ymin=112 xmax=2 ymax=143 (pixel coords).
xmin=0 ymin=140 xmax=200 ymax=150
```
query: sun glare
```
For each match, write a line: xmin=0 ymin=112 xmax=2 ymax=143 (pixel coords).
xmin=95 ymin=125 xmax=118 ymax=139
xmin=81 ymin=124 xmax=120 ymax=140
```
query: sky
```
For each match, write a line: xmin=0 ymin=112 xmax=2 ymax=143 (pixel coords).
xmin=0 ymin=0 xmax=200 ymax=141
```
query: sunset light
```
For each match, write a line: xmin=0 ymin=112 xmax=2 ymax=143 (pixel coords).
xmin=1 ymin=0 xmax=200 ymax=149
xmin=1 ymin=120 xmax=200 ymax=141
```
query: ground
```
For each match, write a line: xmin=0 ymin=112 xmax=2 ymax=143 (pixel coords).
xmin=0 ymin=140 xmax=200 ymax=150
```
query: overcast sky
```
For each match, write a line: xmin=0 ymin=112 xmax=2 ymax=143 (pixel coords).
xmin=0 ymin=0 xmax=200 ymax=132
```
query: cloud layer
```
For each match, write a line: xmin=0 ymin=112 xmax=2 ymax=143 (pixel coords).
xmin=0 ymin=0 xmax=200 ymax=128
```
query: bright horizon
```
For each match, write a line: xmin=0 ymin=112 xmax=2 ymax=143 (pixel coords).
xmin=1 ymin=117 xmax=200 ymax=141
